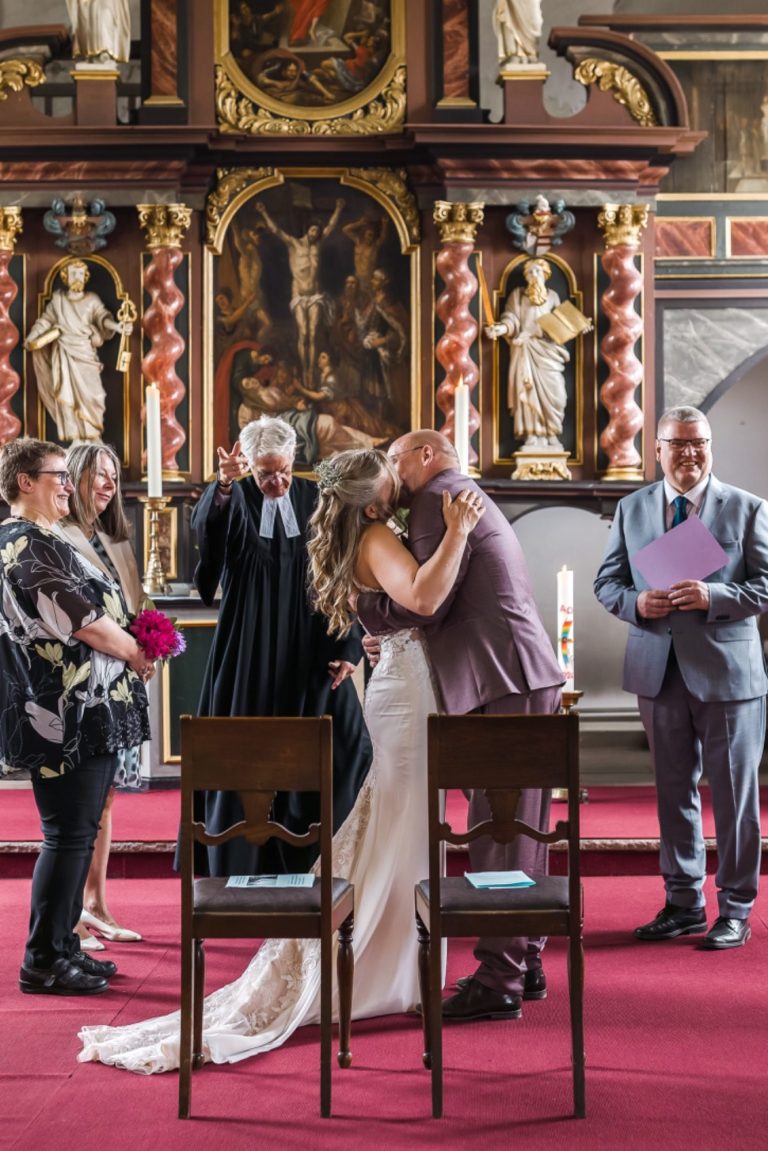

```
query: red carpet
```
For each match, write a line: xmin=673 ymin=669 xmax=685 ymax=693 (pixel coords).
xmin=3 ymin=785 xmax=768 ymax=844
xmin=0 ymin=875 xmax=766 ymax=1149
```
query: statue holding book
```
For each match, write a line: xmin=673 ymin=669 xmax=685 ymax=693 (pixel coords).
xmin=485 ymin=258 xmax=590 ymax=455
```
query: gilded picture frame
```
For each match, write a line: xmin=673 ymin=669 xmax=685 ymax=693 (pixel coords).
xmin=204 ymin=165 xmax=420 ymax=476
xmin=214 ymin=0 xmax=406 ymax=135
xmin=491 ymin=253 xmax=585 ymax=469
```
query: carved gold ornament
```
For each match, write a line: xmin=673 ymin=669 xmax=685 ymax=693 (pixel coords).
xmin=136 ymin=203 xmax=193 ymax=250
xmin=598 ymin=203 xmax=650 ymax=249
xmin=205 ymin=167 xmax=277 ymax=252
xmin=347 ymin=167 xmax=419 ymax=246
xmin=433 ymin=202 xmax=485 ymax=245
xmin=574 ymin=59 xmax=658 ymax=128
xmin=0 ymin=59 xmax=45 ymax=101
xmin=215 ymin=64 xmax=406 ymax=137
xmin=512 ymin=455 xmax=572 ymax=482
xmin=0 ymin=206 xmax=22 ymax=252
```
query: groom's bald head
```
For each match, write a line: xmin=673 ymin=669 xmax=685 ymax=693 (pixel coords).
xmin=387 ymin=430 xmax=458 ymax=500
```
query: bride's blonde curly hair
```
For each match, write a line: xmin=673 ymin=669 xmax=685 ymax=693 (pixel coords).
xmin=308 ymin=448 xmax=399 ymax=637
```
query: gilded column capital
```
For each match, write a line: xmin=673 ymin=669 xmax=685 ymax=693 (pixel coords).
xmin=0 ymin=207 xmax=22 ymax=252
xmin=433 ymin=201 xmax=485 ymax=244
xmin=137 ymin=203 xmax=193 ymax=250
xmin=598 ymin=203 xmax=649 ymax=249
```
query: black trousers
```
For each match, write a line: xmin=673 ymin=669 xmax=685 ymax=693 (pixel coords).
xmin=24 ymin=754 xmax=117 ymax=969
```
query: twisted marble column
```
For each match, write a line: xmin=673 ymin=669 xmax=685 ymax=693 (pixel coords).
xmin=137 ymin=203 xmax=192 ymax=473
xmin=0 ymin=208 xmax=23 ymax=446
xmin=433 ymin=201 xmax=483 ymax=468
xmin=597 ymin=203 xmax=649 ymax=480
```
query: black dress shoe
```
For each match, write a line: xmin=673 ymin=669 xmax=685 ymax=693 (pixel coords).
xmin=455 ymin=968 xmax=547 ymax=1000
xmin=634 ymin=904 xmax=707 ymax=941
xmin=71 ymin=952 xmax=118 ymax=979
xmin=698 ymin=917 xmax=751 ymax=951
xmin=442 ymin=978 xmax=522 ymax=1022
xmin=19 ymin=958 xmax=109 ymax=996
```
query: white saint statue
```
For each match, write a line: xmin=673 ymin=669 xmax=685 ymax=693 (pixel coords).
xmin=493 ymin=0 xmax=543 ymax=67
xmin=26 ymin=260 xmax=133 ymax=442
xmin=66 ymin=0 xmax=131 ymax=63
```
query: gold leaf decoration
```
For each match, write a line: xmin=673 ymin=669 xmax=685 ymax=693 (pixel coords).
xmin=433 ymin=201 xmax=485 ymax=245
xmin=347 ymin=166 xmax=420 ymax=245
xmin=574 ymin=58 xmax=658 ymax=128
xmin=205 ymin=166 xmax=277 ymax=252
xmin=136 ymin=203 xmax=193 ymax=250
xmin=0 ymin=59 xmax=45 ymax=101
xmin=215 ymin=64 xmax=406 ymax=137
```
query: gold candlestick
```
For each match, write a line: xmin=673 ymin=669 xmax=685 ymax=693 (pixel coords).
xmin=141 ymin=495 xmax=171 ymax=597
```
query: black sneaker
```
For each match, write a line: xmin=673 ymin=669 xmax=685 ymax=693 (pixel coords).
xmin=19 ymin=958 xmax=109 ymax=996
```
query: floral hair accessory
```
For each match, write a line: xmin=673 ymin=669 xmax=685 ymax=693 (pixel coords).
xmin=129 ymin=608 xmax=186 ymax=661
xmin=315 ymin=458 xmax=343 ymax=493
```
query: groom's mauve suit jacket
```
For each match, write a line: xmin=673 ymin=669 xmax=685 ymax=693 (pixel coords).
xmin=356 ymin=468 xmax=562 ymax=712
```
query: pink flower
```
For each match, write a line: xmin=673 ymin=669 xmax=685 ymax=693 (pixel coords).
xmin=128 ymin=609 xmax=186 ymax=661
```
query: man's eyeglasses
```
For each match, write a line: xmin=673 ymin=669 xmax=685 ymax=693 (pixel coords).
xmin=254 ymin=467 xmax=292 ymax=483
xmin=29 ymin=470 xmax=72 ymax=486
xmin=388 ymin=444 xmax=426 ymax=462
xmin=657 ymin=438 xmax=710 ymax=451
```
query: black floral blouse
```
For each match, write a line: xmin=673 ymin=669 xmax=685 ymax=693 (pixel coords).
xmin=0 ymin=519 xmax=150 ymax=781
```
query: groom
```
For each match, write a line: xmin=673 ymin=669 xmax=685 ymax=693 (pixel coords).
xmin=357 ymin=429 xmax=563 ymax=1022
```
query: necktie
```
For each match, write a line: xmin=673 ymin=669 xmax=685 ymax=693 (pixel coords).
xmin=671 ymin=495 xmax=689 ymax=528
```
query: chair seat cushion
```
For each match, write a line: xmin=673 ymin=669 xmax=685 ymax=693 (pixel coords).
xmin=193 ymin=876 xmax=351 ymax=914
xmin=417 ymin=874 xmax=570 ymax=912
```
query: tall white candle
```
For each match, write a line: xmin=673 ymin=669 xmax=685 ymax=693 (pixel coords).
xmin=557 ymin=565 xmax=575 ymax=691
xmin=454 ymin=379 xmax=469 ymax=475
xmin=145 ymin=384 xmax=163 ymax=498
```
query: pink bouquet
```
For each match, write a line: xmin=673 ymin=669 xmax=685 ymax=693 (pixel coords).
xmin=128 ymin=608 xmax=186 ymax=661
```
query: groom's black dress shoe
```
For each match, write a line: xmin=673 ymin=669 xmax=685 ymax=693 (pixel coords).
xmin=634 ymin=904 xmax=707 ymax=941
xmin=71 ymin=952 xmax=118 ymax=979
xmin=455 ymin=968 xmax=547 ymax=1000
xmin=442 ymin=978 xmax=522 ymax=1022
xmin=698 ymin=917 xmax=751 ymax=950
xmin=19 ymin=958 xmax=109 ymax=996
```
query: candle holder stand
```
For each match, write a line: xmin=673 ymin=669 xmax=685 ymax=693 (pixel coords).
xmin=555 ymin=689 xmax=588 ymax=803
xmin=140 ymin=495 xmax=171 ymax=597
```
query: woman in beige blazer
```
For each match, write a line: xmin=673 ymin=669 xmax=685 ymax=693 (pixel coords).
xmin=62 ymin=442 xmax=146 ymax=950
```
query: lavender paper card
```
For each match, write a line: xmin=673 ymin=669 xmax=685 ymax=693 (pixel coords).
xmin=631 ymin=514 xmax=728 ymax=590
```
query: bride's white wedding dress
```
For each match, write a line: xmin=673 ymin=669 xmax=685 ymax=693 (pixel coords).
xmin=78 ymin=628 xmax=439 ymax=1073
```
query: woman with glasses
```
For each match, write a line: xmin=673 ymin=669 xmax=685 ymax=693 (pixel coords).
xmin=61 ymin=442 xmax=146 ymax=952
xmin=186 ymin=415 xmax=373 ymax=876
xmin=0 ymin=438 xmax=153 ymax=997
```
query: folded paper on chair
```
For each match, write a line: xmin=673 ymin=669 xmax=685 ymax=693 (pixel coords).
xmin=225 ymin=874 xmax=316 ymax=888
xmin=464 ymin=870 xmax=535 ymax=889
xmin=630 ymin=515 xmax=728 ymax=590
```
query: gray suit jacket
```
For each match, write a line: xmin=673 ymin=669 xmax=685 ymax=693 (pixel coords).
xmin=357 ymin=468 xmax=562 ymax=714
xmin=593 ymin=475 xmax=768 ymax=702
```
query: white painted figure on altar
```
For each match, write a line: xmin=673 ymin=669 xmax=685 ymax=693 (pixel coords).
xmin=65 ymin=0 xmax=131 ymax=63
xmin=493 ymin=0 xmax=543 ymax=67
xmin=485 ymin=258 xmax=568 ymax=450
xmin=26 ymin=259 xmax=133 ymax=442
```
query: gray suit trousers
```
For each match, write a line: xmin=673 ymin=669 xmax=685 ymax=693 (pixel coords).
xmin=470 ymin=684 xmax=562 ymax=995
xmin=638 ymin=654 xmax=764 ymax=919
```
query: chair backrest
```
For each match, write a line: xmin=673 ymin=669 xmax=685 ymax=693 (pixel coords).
xmin=426 ymin=712 xmax=581 ymax=903
xmin=179 ymin=715 xmax=333 ymax=879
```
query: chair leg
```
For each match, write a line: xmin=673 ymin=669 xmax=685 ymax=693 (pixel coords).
xmin=337 ymin=911 xmax=354 ymax=1069
xmin=178 ymin=932 xmax=194 ymax=1119
xmin=320 ymin=934 xmax=332 ymax=1118
xmin=416 ymin=912 xmax=431 ymax=1070
xmin=430 ymin=929 xmax=443 ymax=1119
xmin=193 ymin=939 xmax=206 ymax=1069
xmin=568 ymin=931 xmax=586 ymax=1118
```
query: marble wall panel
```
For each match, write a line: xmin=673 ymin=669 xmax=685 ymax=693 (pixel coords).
xmin=662 ymin=306 xmax=768 ymax=411
xmin=655 ymin=218 xmax=714 ymax=259
xmin=728 ymin=218 xmax=768 ymax=258
xmin=150 ymin=0 xmax=178 ymax=98
xmin=442 ymin=0 xmax=470 ymax=100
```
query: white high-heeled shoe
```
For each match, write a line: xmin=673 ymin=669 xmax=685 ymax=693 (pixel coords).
xmin=78 ymin=931 xmax=106 ymax=952
xmin=80 ymin=909 xmax=142 ymax=943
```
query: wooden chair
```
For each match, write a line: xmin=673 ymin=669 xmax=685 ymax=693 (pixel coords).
xmin=415 ymin=712 xmax=584 ymax=1119
xmin=178 ymin=716 xmax=354 ymax=1119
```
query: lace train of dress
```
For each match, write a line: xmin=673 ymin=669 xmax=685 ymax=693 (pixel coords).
xmin=78 ymin=629 xmax=438 ymax=1074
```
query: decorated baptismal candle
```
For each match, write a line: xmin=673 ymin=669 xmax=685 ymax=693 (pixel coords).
xmin=557 ymin=564 xmax=574 ymax=690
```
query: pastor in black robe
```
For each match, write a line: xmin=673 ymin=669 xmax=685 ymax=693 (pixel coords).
xmin=191 ymin=474 xmax=372 ymax=875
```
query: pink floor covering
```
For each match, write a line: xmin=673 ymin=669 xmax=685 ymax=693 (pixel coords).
xmin=0 ymin=874 xmax=766 ymax=1151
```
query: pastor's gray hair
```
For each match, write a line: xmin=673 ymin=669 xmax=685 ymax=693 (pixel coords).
xmin=240 ymin=417 xmax=297 ymax=464
xmin=657 ymin=406 xmax=711 ymax=435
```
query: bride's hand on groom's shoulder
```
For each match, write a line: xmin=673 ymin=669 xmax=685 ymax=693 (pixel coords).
xmin=442 ymin=488 xmax=485 ymax=535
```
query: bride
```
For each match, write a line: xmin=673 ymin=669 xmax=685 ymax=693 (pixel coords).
xmin=78 ymin=447 xmax=484 ymax=1073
